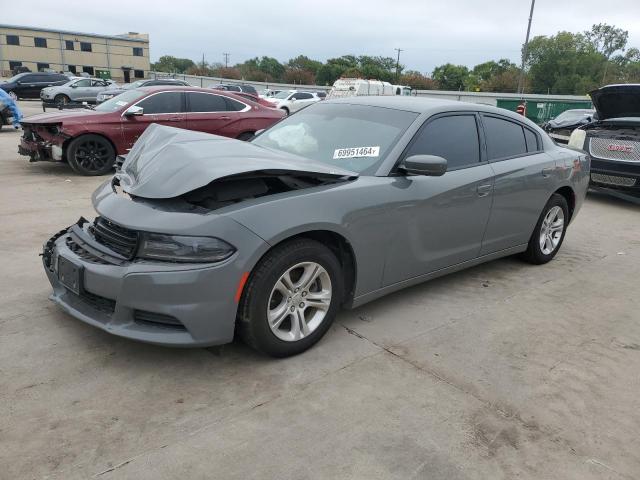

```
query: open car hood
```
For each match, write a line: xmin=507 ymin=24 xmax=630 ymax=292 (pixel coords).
xmin=116 ymin=124 xmax=358 ymax=199
xmin=589 ymin=84 xmax=640 ymax=120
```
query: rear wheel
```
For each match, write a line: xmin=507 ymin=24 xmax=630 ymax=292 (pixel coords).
xmin=54 ymin=94 xmax=70 ymax=106
xmin=66 ymin=134 xmax=115 ymax=176
xmin=521 ymin=193 xmax=569 ymax=264
xmin=238 ymin=239 xmax=343 ymax=357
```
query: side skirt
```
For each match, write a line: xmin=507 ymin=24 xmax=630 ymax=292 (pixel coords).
xmin=347 ymin=244 xmax=528 ymax=309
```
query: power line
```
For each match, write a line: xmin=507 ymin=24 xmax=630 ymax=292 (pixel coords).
xmin=223 ymin=53 xmax=230 ymax=68
xmin=395 ymin=48 xmax=403 ymax=83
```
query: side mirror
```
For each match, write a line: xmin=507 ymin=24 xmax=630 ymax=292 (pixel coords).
xmin=399 ymin=155 xmax=447 ymax=176
xmin=70 ymin=84 xmax=77 ymax=88
xmin=124 ymin=105 xmax=143 ymax=116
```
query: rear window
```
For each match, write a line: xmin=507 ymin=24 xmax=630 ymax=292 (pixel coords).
xmin=240 ymin=85 xmax=257 ymax=94
xmin=483 ymin=116 xmax=528 ymax=160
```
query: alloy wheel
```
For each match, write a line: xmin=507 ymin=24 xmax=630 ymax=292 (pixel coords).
xmin=267 ymin=262 xmax=332 ymax=342
xmin=539 ymin=206 xmax=564 ymax=255
xmin=74 ymin=139 xmax=111 ymax=172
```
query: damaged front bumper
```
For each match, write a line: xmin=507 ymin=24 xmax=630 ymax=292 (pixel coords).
xmin=19 ymin=125 xmax=66 ymax=162
xmin=42 ymin=217 xmax=261 ymax=347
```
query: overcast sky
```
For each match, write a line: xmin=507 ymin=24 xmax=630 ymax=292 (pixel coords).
xmin=3 ymin=0 xmax=640 ymax=73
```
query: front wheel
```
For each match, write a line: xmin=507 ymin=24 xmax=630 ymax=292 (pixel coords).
xmin=54 ymin=94 xmax=70 ymax=106
xmin=237 ymin=238 xmax=343 ymax=357
xmin=9 ymin=91 xmax=18 ymax=101
xmin=521 ymin=193 xmax=569 ymax=264
xmin=66 ymin=134 xmax=116 ymax=176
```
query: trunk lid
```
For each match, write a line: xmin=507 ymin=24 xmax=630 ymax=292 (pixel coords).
xmin=116 ymin=123 xmax=358 ymax=199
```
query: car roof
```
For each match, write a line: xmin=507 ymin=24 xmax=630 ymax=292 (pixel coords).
xmin=325 ymin=95 xmax=532 ymax=120
xmin=134 ymin=85 xmax=259 ymax=104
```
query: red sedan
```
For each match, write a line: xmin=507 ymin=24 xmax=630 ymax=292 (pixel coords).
xmin=19 ymin=86 xmax=285 ymax=175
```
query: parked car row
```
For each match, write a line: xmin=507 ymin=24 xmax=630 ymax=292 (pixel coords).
xmin=1 ymin=72 xmax=71 ymax=100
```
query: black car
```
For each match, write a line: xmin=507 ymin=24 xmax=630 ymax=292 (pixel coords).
xmin=0 ymin=72 xmax=70 ymax=100
xmin=212 ymin=83 xmax=258 ymax=96
xmin=542 ymin=109 xmax=595 ymax=144
xmin=96 ymin=78 xmax=191 ymax=103
xmin=570 ymin=84 xmax=640 ymax=199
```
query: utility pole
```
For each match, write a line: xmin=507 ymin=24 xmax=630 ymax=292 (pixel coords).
xmin=394 ymin=48 xmax=403 ymax=83
xmin=223 ymin=53 xmax=230 ymax=69
xmin=517 ymin=0 xmax=536 ymax=95
xmin=201 ymin=53 xmax=206 ymax=70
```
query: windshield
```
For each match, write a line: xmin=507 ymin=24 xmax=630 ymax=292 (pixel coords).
xmin=94 ymin=89 xmax=145 ymax=112
xmin=553 ymin=110 xmax=594 ymax=123
xmin=252 ymin=103 xmax=418 ymax=174
xmin=274 ymin=91 xmax=293 ymax=99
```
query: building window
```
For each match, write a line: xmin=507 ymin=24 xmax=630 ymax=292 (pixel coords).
xmin=134 ymin=69 xmax=144 ymax=78
xmin=80 ymin=42 xmax=92 ymax=52
xmin=133 ymin=47 xmax=144 ymax=57
xmin=6 ymin=35 xmax=20 ymax=46
xmin=82 ymin=66 xmax=94 ymax=75
xmin=37 ymin=62 xmax=50 ymax=72
xmin=65 ymin=40 xmax=74 ymax=50
xmin=67 ymin=65 xmax=77 ymax=74
xmin=9 ymin=61 xmax=23 ymax=71
xmin=34 ymin=37 xmax=47 ymax=48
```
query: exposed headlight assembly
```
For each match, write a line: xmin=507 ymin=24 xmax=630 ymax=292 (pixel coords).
xmin=567 ymin=129 xmax=587 ymax=150
xmin=137 ymin=234 xmax=236 ymax=263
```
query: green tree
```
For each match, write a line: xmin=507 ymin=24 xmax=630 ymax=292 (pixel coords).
xmin=400 ymin=70 xmax=437 ymax=90
xmin=432 ymin=63 xmax=469 ymax=91
xmin=287 ymin=55 xmax=322 ymax=74
xmin=151 ymin=55 xmax=196 ymax=74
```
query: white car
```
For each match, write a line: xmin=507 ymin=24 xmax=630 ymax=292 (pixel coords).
xmin=269 ymin=90 xmax=323 ymax=115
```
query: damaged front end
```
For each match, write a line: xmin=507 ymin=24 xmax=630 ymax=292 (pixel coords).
xmin=112 ymin=123 xmax=358 ymax=210
xmin=19 ymin=122 xmax=69 ymax=162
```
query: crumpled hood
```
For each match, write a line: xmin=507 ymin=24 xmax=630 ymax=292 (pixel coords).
xmin=116 ymin=123 xmax=358 ymax=199
xmin=21 ymin=109 xmax=109 ymax=124
xmin=590 ymin=84 xmax=640 ymax=120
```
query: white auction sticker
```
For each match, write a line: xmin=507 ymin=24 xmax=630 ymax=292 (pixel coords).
xmin=333 ymin=146 xmax=380 ymax=159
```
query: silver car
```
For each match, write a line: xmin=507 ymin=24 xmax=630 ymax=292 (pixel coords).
xmin=40 ymin=77 xmax=116 ymax=105
xmin=42 ymin=97 xmax=589 ymax=356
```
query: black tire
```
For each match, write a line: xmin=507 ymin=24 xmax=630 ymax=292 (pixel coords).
xmin=237 ymin=238 xmax=344 ymax=357
xmin=66 ymin=134 xmax=116 ymax=176
xmin=281 ymin=107 xmax=289 ymax=116
xmin=54 ymin=94 xmax=70 ymax=106
xmin=521 ymin=193 xmax=569 ymax=265
xmin=237 ymin=131 xmax=255 ymax=141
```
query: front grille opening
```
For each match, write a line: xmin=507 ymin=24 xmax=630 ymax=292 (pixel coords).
xmin=65 ymin=289 xmax=116 ymax=315
xmin=66 ymin=236 xmax=114 ymax=265
xmin=90 ymin=216 xmax=138 ymax=259
xmin=134 ymin=310 xmax=186 ymax=331
xmin=591 ymin=173 xmax=637 ymax=187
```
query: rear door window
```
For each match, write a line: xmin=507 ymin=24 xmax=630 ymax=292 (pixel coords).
xmin=138 ymin=92 xmax=183 ymax=114
xmin=524 ymin=127 xmax=540 ymax=152
xmin=293 ymin=92 xmax=313 ymax=100
xmin=187 ymin=92 xmax=228 ymax=112
xmin=482 ymin=116 xmax=528 ymax=160
xmin=404 ymin=114 xmax=481 ymax=171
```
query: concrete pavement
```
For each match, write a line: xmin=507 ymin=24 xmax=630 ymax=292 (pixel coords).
xmin=1 ymin=100 xmax=639 ymax=479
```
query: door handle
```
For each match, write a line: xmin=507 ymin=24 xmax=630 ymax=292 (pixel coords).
xmin=477 ymin=184 xmax=492 ymax=197
xmin=542 ymin=167 xmax=554 ymax=177
xmin=219 ymin=116 xmax=231 ymax=120
xmin=166 ymin=117 xmax=182 ymax=122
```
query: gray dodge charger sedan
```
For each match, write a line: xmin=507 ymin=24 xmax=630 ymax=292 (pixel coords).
xmin=42 ymin=97 xmax=589 ymax=356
